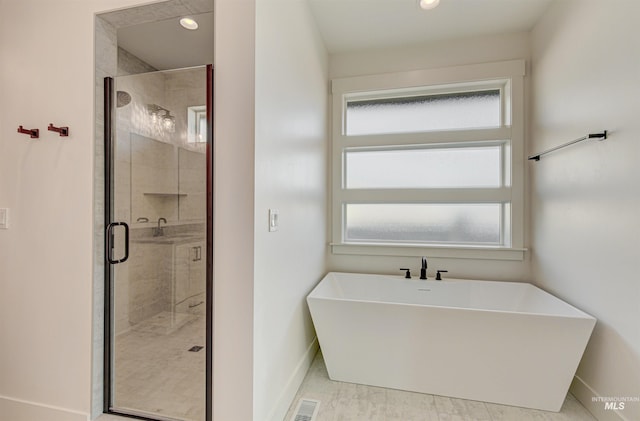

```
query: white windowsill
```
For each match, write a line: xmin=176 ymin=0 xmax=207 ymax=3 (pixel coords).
xmin=330 ymin=242 xmax=527 ymax=261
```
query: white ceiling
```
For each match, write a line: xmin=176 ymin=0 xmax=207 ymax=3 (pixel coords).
xmin=309 ymin=0 xmax=555 ymax=54
xmin=115 ymin=0 xmax=554 ymax=70
xmin=117 ymin=11 xmax=214 ymax=70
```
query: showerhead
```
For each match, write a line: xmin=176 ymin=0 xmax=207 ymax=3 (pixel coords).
xmin=117 ymin=91 xmax=131 ymax=108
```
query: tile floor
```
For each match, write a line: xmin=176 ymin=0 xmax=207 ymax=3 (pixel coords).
xmin=284 ymin=351 xmax=598 ymax=421
xmin=99 ymin=341 xmax=597 ymax=421
xmin=111 ymin=313 xmax=206 ymax=421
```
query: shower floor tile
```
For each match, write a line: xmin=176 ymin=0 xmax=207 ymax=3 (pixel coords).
xmin=112 ymin=313 xmax=205 ymax=421
xmin=284 ymin=351 xmax=598 ymax=421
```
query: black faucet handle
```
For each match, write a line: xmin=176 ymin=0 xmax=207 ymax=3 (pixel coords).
xmin=435 ymin=270 xmax=448 ymax=281
xmin=400 ymin=268 xmax=411 ymax=279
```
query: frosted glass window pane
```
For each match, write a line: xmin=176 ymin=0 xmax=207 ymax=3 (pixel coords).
xmin=345 ymin=203 xmax=501 ymax=244
xmin=346 ymin=90 xmax=500 ymax=136
xmin=345 ymin=146 xmax=501 ymax=189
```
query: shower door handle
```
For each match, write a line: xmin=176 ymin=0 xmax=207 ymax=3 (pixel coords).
xmin=106 ymin=222 xmax=129 ymax=264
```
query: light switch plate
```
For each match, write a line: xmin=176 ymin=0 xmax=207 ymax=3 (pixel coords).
xmin=0 ymin=208 xmax=8 ymax=229
xmin=269 ymin=209 xmax=279 ymax=232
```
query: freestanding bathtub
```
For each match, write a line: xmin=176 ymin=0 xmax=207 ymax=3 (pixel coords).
xmin=307 ymin=272 xmax=596 ymax=412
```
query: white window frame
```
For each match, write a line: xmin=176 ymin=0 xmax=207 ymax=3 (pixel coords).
xmin=330 ymin=60 xmax=527 ymax=261
xmin=187 ymin=105 xmax=207 ymax=143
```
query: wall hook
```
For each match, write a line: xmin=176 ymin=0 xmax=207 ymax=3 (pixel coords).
xmin=17 ymin=126 xmax=39 ymax=138
xmin=48 ymin=123 xmax=69 ymax=137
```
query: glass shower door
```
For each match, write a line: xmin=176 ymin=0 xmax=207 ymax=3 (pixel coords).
xmin=105 ymin=65 xmax=212 ymax=421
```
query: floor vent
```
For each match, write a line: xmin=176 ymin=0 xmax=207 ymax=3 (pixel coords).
xmin=188 ymin=345 xmax=204 ymax=352
xmin=290 ymin=398 xmax=320 ymax=421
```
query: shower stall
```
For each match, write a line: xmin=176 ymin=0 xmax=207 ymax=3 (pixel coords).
xmin=104 ymin=65 xmax=213 ymax=421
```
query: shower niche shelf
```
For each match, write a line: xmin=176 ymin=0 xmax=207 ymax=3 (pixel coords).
xmin=131 ymin=134 xmax=206 ymax=223
xmin=143 ymin=192 xmax=187 ymax=197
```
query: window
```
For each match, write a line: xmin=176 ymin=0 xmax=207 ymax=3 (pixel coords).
xmin=345 ymin=144 xmax=502 ymax=189
xmin=346 ymin=89 xmax=501 ymax=136
xmin=331 ymin=60 xmax=526 ymax=260
xmin=345 ymin=203 xmax=503 ymax=245
xmin=187 ymin=105 xmax=207 ymax=143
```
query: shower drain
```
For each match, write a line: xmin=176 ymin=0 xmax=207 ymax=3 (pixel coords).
xmin=188 ymin=345 xmax=204 ymax=352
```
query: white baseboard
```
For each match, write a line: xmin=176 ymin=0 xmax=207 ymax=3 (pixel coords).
xmin=267 ymin=337 xmax=319 ymax=421
xmin=0 ymin=395 xmax=88 ymax=421
xmin=571 ymin=376 xmax=628 ymax=421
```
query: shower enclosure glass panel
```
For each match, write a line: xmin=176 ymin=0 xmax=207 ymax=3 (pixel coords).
xmin=105 ymin=66 xmax=211 ymax=421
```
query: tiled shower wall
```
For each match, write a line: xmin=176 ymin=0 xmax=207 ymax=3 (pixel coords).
xmin=112 ymin=67 xmax=206 ymax=332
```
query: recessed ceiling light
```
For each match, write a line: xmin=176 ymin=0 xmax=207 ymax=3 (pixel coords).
xmin=179 ymin=17 xmax=199 ymax=30
xmin=419 ymin=0 xmax=440 ymax=10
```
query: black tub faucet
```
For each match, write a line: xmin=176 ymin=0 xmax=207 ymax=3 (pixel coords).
xmin=420 ymin=257 xmax=428 ymax=280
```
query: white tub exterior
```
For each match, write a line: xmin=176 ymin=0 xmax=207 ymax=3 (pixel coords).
xmin=307 ymin=272 xmax=596 ymax=412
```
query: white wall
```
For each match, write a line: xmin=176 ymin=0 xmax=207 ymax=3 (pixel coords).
xmin=0 ymin=1 xmax=164 ymax=420
xmin=254 ymin=1 xmax=328 ymax=420
xmin=0 ymin=0 xmax=313 ymax=420
xmin=330 ymin=31 xmax=531 ymax=79
xmin=213 ymin=0 xmax=256 ymax=420
xmin=530 ymin=1 xmax=640 ymax=420
xmin=0 ymin=1 xmax=317 ymax=420
xmin=328 ymin=32 xmax=533 ymax=282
